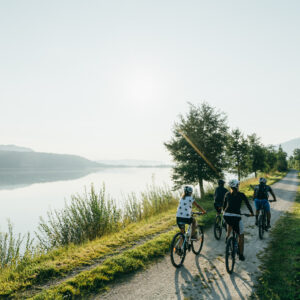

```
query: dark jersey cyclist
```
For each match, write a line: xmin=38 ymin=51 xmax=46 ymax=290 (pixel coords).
xmin=253 ymin=177 xmax=277 ymax=228
xmin=223 ymin=179 xmax=254 ymax=261
xmin=214 ymin=179 xmax=228 ymax=214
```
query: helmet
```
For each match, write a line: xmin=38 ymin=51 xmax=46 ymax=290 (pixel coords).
xmin=184 ymin=186 xmax=193 ymax=195
xmin=218 ymin=179 xmax=225 ymax=186
xmin=228 ymin=179 xmax=239 ymax=188
xmin=259 ymin=177 xmax=267 ymax=184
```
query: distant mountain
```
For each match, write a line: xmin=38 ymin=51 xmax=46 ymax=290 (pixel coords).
xmin=279 ymin=137 xmax=300 ymax=156
xmin=0 ymin=151 xmax=101 ymax=170
xmin=0 ymin=145 xmax=34 ymax=152
xmin=97 ymin=159 xmax=170 ymax=167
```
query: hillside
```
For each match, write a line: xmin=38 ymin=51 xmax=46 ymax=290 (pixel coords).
xmin=0 ymin=151 xmax=101 ymax=170
xmin=0 ymin=145 xmax=33 ymax=152
xmin=279 ymin=137 xmax=300 ymax=156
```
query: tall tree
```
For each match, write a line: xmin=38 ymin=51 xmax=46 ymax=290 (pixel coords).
xmin=290 ymin=148 xmax=300 ymax=170
xmin=247 ymin=133 xmax=266 ymax=177
xmin=164 ymin=102 xmax=228 ymax=197
xmin=276 ymin=145 xmax=288 ymax=172
xmin=263 ymin=145 xmax=277 ymax=172
xmin=226 ymin=129 xmax=250 ymax=181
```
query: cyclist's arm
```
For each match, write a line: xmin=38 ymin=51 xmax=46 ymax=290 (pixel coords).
xmin=193 ymin=201 xmax=206 ymax=214
xmin=223 ymin=193 xmax=228 ymax=211
xmin=243 ymin=194 xmax=254 ymax=215
xmin=269 ymin=187 xmax=277 ymax=201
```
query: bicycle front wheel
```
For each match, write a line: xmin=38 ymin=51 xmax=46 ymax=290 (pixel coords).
xmin=192 ymin=225 xmax=204 ymax=255
xmin=214 ymin=216 xmax=222 ymax=240
xmin=225 ymin=237 xmax=236 ymax=274
xmin=258 ymin=214 xmax=264 ymax=239
xmin=170 ymin=232 xmax=186 ymax=268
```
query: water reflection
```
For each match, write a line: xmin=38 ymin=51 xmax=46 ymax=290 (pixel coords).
xmin=0 ymin=168 xmax=101 ymax=190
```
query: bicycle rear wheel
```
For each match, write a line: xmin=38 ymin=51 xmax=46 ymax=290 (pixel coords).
xmin=258 ymin=214 xmax=264 ymax=239
xmin=225 ymin=237 xmax=236 ymax=274
xmin=192 ymin=225 xmax=204 ymax=255
xmin=214 ymin=216 xmax=222 ymax=240
xmin=170 ymin=232 xmax=186 ymax=268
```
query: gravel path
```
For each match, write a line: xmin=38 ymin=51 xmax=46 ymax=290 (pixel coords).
xmin=97 ymin=171 xmax=299 ymax=300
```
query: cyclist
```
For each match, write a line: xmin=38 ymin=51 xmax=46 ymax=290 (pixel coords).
xmin=176 ymin=186 xmax=206 ymax=240
xmin=223 ymin=179 xmax=254 ymax=261
xmin=214 ymin=179 xmax=228 ymax=215
xmin=253 ymin=177 xmax=277 ymax=229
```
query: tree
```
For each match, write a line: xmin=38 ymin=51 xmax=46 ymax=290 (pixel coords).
xmin=164 ymin=102 xmax=228 ymax=197
xmin=276 ymin=145 xmax=288 ymax=172
xmin=247 ymin=133 xmax=266 ymax=178
xmin=226 ymin=129 xmax=250 ymax=181
xmin=263 ymin=145 xmax=277 ymax=173
xmin=290 ymin=148 xmax=300 ymax=170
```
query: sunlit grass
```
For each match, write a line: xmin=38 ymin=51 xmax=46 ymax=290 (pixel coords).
xmin=253 ymin=173 xmax=300 ymax=299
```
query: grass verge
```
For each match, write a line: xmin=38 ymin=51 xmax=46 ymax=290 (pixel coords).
xmin=0 ymin=171 xmax=286 ymax=299
xmin=29 ymin=172 xmax=286 ymax=300
xmin=252 ymin=173 xmax=300 ymax=300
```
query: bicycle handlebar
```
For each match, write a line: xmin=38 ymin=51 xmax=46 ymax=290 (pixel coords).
xmin=192 ymin=212 xmax=204 ymax=216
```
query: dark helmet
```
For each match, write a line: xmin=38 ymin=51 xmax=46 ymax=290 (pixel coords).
xmin=218 ymin=179 xmax=225 ymax=186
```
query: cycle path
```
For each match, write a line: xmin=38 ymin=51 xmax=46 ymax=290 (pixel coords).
xmin=97 ymin=170 xmax=299 ymax=300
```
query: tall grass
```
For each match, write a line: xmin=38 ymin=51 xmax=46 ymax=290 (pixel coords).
xmin=0 ymin=221 xmax=34 ymax=269
xmin=37 ymin=185 xmax=122 ymax=249
xmin=123 ymin=184 xmax=177 ymax=223
xmin=37 ymin=183 xmax=176 ymax=249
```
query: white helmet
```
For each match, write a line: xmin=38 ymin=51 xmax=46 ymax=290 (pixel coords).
xmin=259 ymin=177 xmax=267 ymax=184
xmin=184 ymin=186 xmax=193 ymax=195
xmin=228 ymin=179 xmax=239 ymax=188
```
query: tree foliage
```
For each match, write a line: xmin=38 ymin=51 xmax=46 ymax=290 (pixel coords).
xmin=226 ymin=129 xmax=250 ymax=180
xmin=164 ymin=102 xmax=228 ymax=196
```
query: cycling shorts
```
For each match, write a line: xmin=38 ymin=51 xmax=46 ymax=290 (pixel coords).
xmin=214 ymin=203 xmax=222 ymax=214
xmin=176 ymin=217 xmax=193 ymax=230
xmin=223 ymin=214 xmax=244 ymax=235
xmin=254 ymin=199 xmax=270 ymax=212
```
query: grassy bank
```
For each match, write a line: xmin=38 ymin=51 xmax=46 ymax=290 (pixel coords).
xmin=252 ymin=173 xmax=300 ymax=300
xmin=0 ymin=171 xmax=286 ymax=299
xmin=28 ymin=172 xmax=286 ymax=299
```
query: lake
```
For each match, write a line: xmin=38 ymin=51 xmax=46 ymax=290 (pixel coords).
xmin=0 ymin=167 xmax=174 ymax=237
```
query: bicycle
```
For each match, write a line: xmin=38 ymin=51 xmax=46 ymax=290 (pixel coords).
xmin=170 ymin=212 xmax=204 ymax=268
xmin=214 ymin=211 xmax=227 ymax=240
xmin=257 ymin=199 xmax=275 ymax=239
xmin=225 ymin=213 xmax=253 ymax=274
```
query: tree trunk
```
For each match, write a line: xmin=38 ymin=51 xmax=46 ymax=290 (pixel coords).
xmin=255 ymin=170 xmax=257 ymax=178
xmin=238 ymin=166 xmax=241 ymax=181
xmin=199 ymin=178 xmax=205 ymax=198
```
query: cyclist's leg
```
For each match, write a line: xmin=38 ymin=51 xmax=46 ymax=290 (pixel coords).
xmin=214 ymin=203 xmax=222 ymax=216
xmin=237 ymin=219 xmax=244 ymax=257
xmin=264 ymin=200 xmax=271 ymax=227
xmin=191 ymin=217 xmax=197 ymax=237
xmin=176 ymin=219 xmax=186 ymax=247
xmin=224 ymin=216 xmax=232 ymax=241
xmin=254 ymin=199 xmax=260 ymax=225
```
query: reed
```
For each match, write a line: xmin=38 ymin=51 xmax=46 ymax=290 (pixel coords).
xmin=0 ymin=221 xmax=34 ymax=269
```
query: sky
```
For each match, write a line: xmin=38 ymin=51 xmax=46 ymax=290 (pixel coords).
xmin=0 ymin=0 xmax=299 ymax=163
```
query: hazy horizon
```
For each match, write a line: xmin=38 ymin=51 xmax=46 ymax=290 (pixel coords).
xmin=1 ymin=1 xmax=300 ymax=163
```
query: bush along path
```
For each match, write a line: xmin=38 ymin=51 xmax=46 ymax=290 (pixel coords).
xmin=252 ymin=172 xmax=300 ymax=300
xmin=19 ymin=172 xmax=286 ymax=300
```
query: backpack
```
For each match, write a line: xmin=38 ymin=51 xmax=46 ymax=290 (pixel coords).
xmin=255 ymin=184 xmax=268 ymax=200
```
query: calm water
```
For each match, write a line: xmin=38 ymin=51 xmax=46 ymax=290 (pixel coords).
xmin=0 ymin=168 xmax=173 ymax=237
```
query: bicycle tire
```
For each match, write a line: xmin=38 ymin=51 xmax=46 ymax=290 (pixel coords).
xmin=170 ymin=232 xmax=186 ymax=268
xmin=214 ymin=216 xmax=222 ymax=240
xmin=258 ymin=214 xmax=264 ymax=239
xmin=192 ymin=225 xmax=204 ymax=255
xmin=225 ymin=237 xmax=235 ymax=274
